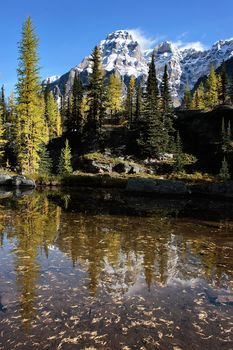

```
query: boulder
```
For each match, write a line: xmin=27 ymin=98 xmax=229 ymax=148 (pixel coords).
xmin=113 ymin=162 xmax=132 ymax=174
xmin=0 ymin=174 xmax=12 ymax=186
xmin=126 ymin=178 xmax=189 ymax=195
xmin=129 ymin=165 xmax=145 ymax=174
xmin=11 ymin=176 xmax=36 ymax=188
xmin=81 ymin=159 xmax=112 ymax=173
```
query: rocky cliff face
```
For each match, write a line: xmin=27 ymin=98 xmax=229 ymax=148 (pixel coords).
xmin=44 ymin=31 xmax=233 ymax=106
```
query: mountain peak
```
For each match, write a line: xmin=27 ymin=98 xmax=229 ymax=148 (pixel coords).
xmin=45 ymin=30 xmax=233 ymax=107
xmin=104 ymin=30 xmax=134 ymax=42
xmin=155 ymin=41 xmax=176 ymax=54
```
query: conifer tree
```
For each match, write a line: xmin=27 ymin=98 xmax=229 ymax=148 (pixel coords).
xmin=16 ymin=17 xmax=47 ymax=174
xmin=161 ymin=65 xmax=172 ymax=114
xmin=183 ymin=83 xmax=192 ymax=109
xmin=8 ymin=92 xmax=16 ymax=124
xmin=58 ymin=139 xmax=73 ymax=175
xmin=138 ymin=97 xmax=167 ymax=157
xmin=38 ymin=143 xmax=52 ymax=176
xmin=221 ymin=118 xmax=232 ymax=154
xmin=160 ymin=64 xmax=174 ymax=151
xmin=135 ymin=82 xmax=142 ymax=122
xmin=197 ymin=83 xmax=206 ymax=109
xmin=219 ymin=157 xmax=231 ymax=181
xmin=125 ymin=77 xmax=135 ymax=125
xmin=86 ymin=46 xmax=106 ymax=147
xmin=0 ymin=107 xmax=6 ymax=164
xmin=206 ymin=66 xmax=219 ymax=109
xmin=106 ymin=74 xmax=122 ymax=118
xmin=67 ymin=72 xmax=84 ymax=135
xmin=173 ymin=132 xmax=184 ymax=172
xmin=0 ymin=85 xmax=7 ymax=123
xmin=191 ymin=83 xmax=206 ymax=110
xmin=230 ymin=75 xmax=233 ymax=105
xmin=219 ymin=61 xmax=227 ymax=104
xmin=137 ymin=56 xmax=168 ymax=158
xmin=45 ymin=90 xmax=62 ymax=139
xmin=147 ymin=54 xmax=159 ymax=109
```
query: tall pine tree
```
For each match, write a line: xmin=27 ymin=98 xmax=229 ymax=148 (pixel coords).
xmin=161 ymin=64 xmax=174 ymax=151
xmin=45 ymin=90 xmax=62 ymax=139
xmin=219 ymin=61 xmax=227 ymax=104
xmin=85 ymin=46 xmax=106 ymax=148
xmin=183 ymin=83 xmax=192 ymax=109
xmin=16 ymin=17 xmax=47 ymax=173
xmin=137 ymin=56 xmax=168 ymax=158
xmin=206 ymin=66 xmax=219 ymax=109
xmin=125 ymin=77 xmax=135 ymax=126
xmin=106 ymin=74 xmax=122 ymax=118
xmin=66 ymin=71 xmax=84 ymax=135
xmin=0 ymin=85 xmax=7 ymax=123
xmin=58 ymin=139 xmax=73 ymax=175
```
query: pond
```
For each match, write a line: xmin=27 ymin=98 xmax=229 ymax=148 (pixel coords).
xmin=0 ymin=188 xmax=233 ymax=349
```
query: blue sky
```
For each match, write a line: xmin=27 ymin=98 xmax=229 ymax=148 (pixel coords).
xmin=1 ymin=0 xmax=233 ymax=96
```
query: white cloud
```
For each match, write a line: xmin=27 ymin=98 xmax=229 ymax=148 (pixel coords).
xmin=127 ymin=29 xmax=207 ymax=52
xmin=174 ymin=40 xmax=207 ymax=52
xmin=127 ymin=28 xmax=164 ymax=50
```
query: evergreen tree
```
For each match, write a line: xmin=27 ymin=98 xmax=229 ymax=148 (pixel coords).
xmin=219 ymin=157 xmax=231 ymax=181
xmin=16 ymin=17 xmax=47 ymax=174
xmin=0 ymin=107 xmax=6 ymax=164
xmin=230 ymin=75 xmax=233 ymax=105
xmin=219 ymin=61 xmax=227 ymax=104
xmin=161 ymin=64 xmax=172 ymax=114
xmin=106 ymin=74 xmax=122 ymax=118
xmin=135 ymin=82 xmax=142 ymax=121
xmin=38 ymin=143 xmax=52 ymax=176
xmin=160 ymin=64 xmax=174 ymax=151
xmin=138 ymin=98 xmax=167 ymax=157
xmin=183 ymin=83 xmax=192 ymax=109
xmin=191 ymin=83 xmax=206 ymax=110
xmin=5 ymin=92 xmax=17 ymax=166
xmin=66 ymin=72 xmax=84 ymax=135
xmin=206 ymin=66 xmax=219 ymax=109
xmin=45 ymin=90 xmax=62 ymax=139
xmin=0 ymin=85 xmax=7 ymax=123
xmin=137 ymin=55 xmax=168 ymax=158
xmin=125 ymin=77 xmax=135 ymax=126
xmin=8 ymin=92 xmax=16 ymax=124
xmin=173 ymin=132 xmax=184 ymax=172
xmin=64 ymin=96 xmax=72 ymax=130
xmin=58 ymin=139 xmax=73 ymax=175
xmin=85 ymin=46 xmax=106 ymax=147
xmin=147 ymin=54 xmax=159 ymax=110
xmin=221 ymin=118 xmax=232 ymax=154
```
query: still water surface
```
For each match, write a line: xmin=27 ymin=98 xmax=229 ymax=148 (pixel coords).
xmin=0 ymin=188 xmax=233 ymax=350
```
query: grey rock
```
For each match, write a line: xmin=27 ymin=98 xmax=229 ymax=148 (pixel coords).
xmin=129 ymin=165 xmax=145 ymax=174
xmin=11 ymin=176 xmax=36 ymax=188
xmin=126 ymin=178 xmax=189 ymax=195
xmin=82 ymin=159 xmax=112 ymax=174
xmin=0 ymin=174 xmax=12 ymax=186
xmin=113 ymin=162 xmax=132 ymax=174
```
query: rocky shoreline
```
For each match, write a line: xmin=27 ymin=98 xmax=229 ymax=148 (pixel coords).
xmin=0 ymin=174 xmax=36 ymax=188
xmin=1 ymin=173 xmax=233 ymax=200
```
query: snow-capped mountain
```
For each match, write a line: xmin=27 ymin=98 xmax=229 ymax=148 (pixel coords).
xmin=44 ymin=30 xmax=233 ymax=106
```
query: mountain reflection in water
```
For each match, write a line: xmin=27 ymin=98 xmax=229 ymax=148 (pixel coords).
xmin=0 ymin=188 xmax=232 ymax=350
